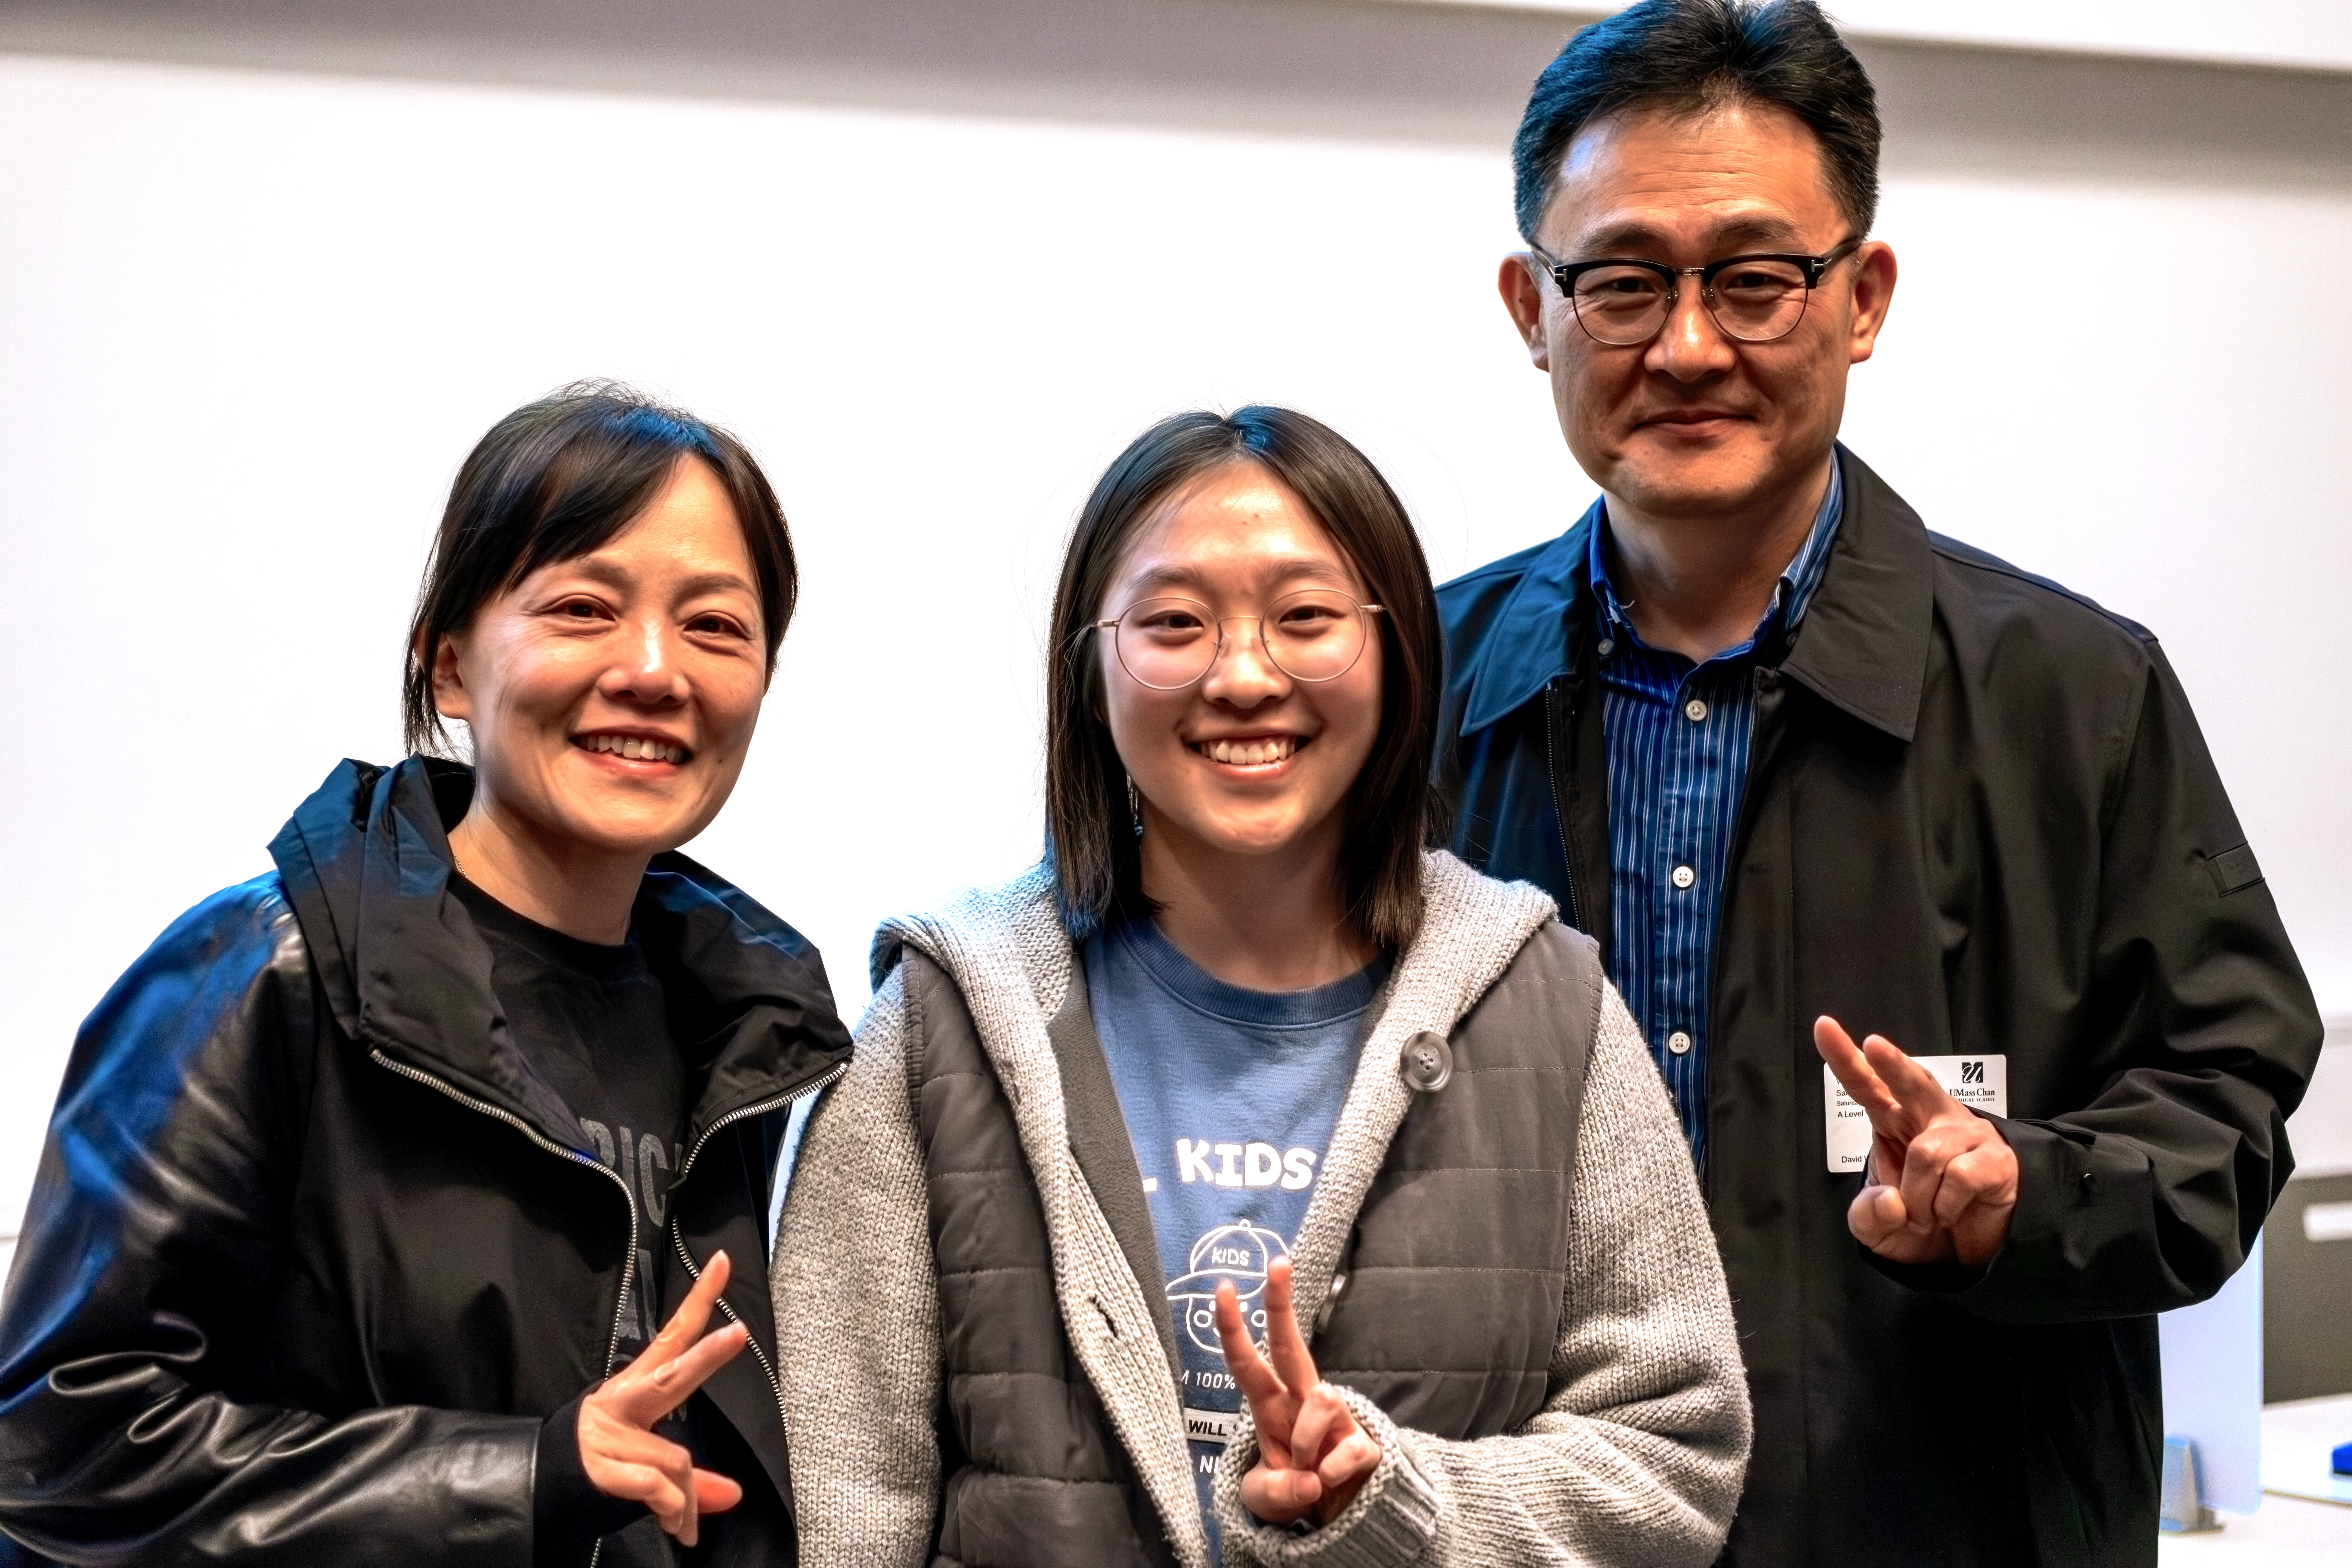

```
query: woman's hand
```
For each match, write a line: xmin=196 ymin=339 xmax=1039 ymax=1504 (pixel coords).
xmin=1212 ymin=1256 xmax=1381 ymax=1528
xmin=577 ymin=1249 xmax=750 ymax=1546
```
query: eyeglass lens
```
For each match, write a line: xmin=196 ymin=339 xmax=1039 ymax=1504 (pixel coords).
xmin=1571 ymin=258 xmax=1815 ymax=345
xmin=1113 ymin=592 xmax=1371 ymax=690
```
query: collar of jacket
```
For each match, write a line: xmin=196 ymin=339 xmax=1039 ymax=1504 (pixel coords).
xmin=1456 ymin=444 xmax=1933 ymax=744
xmin=267 ymin=754 xmax=853 ymax=1155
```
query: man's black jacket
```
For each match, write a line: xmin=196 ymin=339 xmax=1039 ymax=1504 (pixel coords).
xmin=0 ymin=757 xmax=852 ymax=1566
xmin=1434 ymin=448 xmax=2322 ymax=1567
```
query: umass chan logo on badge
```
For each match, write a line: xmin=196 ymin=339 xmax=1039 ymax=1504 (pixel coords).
xmin=1166 ymin=1220 xmax=1291 ymax=1353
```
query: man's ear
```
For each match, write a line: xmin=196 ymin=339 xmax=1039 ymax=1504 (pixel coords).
xmin=1846 ymin=240 xmax=1898 ymax=366
xmin=428 ymin=631 xmax=473 ymax=725
xmin=1497 ymin=253 xmax=1553 ymax=373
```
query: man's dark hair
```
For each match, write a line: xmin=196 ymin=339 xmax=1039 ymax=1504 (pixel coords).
xmin=1512 ymin=0 xmax=1881 ymax=243
xmin=1045 ymin=406 xmax=1445 ymax=952
xmin=401 ymin=381 xmax=797 ymax=755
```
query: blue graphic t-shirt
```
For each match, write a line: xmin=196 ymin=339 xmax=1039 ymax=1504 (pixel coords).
xmin=1084 ymin=919 xmax=1386 ymax=1558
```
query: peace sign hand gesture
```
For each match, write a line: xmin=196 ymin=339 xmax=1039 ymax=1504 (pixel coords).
xmin=576 ymin=1248 xmax=750 ymax=1546
xmin=1212 ymin=1256 xmax=1382 ymax=1528
xmin=1813 ymin=1016 xmax=2019 ymax=1270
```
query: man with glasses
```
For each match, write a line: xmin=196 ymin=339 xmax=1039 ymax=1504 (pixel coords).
xmin=1434 ymin=2 xmax=2322 ymax=1563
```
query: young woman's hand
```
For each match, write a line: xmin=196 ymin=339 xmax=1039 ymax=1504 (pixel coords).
xmin=1212 ymin=1256 xmax=1381 ymax=1528
xmin=576 ymin=1249 xmax=749 ymax=1545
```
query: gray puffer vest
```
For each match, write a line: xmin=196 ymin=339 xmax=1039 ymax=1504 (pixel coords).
xmin=890 ymin=918 xmax=1602 ymax=1568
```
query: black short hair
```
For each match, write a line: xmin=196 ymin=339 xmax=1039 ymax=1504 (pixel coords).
xmin=401 ymin=381 xmax=797 ymax=755
xmin=1512 ymin=0 xmax=1881 ymax=243
xmin=1045 ymin=407 xmax=1446 ymax=953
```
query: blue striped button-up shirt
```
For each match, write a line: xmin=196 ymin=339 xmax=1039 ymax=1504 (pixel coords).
xmin=1592 ymin=461 xmax=1843 ymax=1173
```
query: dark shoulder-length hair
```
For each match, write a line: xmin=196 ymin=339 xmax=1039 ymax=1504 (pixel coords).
xmin=1045 ymin=406 xmax=1445 ymax=952
xmin=401 ymin=381 xmax=797 ymax=755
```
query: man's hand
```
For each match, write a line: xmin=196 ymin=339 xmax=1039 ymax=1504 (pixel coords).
xmin=1212 ymin=1257 xmax=1381 ymax=1528
xmin=577 ymin=1249 xmax=749 ymax=1546
xmin=1813 ymin=1017 xmax=2019 ymax=1270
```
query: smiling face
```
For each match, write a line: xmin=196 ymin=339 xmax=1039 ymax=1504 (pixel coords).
xmin=1511 ymin=100 xmax=1893 ymax=520
xmin=431 ymin=457 xmax=770 ymax=866
xmin=1098 ymin=463 xmax=1384 ymax=872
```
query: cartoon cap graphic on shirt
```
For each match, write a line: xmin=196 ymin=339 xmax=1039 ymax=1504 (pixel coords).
xmin=1165 ymin=1220 xmax=1290 ymax=1354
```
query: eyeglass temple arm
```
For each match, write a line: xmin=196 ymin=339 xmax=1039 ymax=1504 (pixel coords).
xmin=1802 ymin=238 xmax=1864 ymax=284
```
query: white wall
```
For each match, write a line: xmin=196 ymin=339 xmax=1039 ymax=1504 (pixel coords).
xmin=2 ymin=19 xmax=2349 ymax=1236
xmin=1405 ymin=0 xmax=2352 ymax=73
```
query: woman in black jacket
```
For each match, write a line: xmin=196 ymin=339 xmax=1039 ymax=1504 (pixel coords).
xmin=0 ymin=384 xmax=851 ymax=1567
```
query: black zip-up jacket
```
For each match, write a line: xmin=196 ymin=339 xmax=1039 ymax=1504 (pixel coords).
xmin=0 ymin=757 xmax=852 ymax=1566
xmin=1434 ymin=448 xmax=2323 ymax=1567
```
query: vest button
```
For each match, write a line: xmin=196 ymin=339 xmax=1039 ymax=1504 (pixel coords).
xmin=1400 ymin=1032 xmax=1453 ymax=1092
xmin=1313 ymin=1271 xmax=1349 ymax=1335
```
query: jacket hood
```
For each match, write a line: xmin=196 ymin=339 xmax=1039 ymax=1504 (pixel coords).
xmin=1448 ymin=444 xmax=1933 ymax=743
xmin=269 ymin=756 xmax=852 ymax=1153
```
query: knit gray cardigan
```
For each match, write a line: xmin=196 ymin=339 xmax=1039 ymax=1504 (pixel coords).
xmin=772 ymin=852 xmax=1749 ymax=1567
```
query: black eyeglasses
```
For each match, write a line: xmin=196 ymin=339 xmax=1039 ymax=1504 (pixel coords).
xmin=1534 ymin=237 xmax=1862 ymax=346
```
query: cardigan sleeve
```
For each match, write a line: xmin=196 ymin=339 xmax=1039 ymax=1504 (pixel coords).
xmin=1212 ymin=985 xmax=1751 ymax=1568
xmin=768 ymin=965 xmax=945 ymax=1568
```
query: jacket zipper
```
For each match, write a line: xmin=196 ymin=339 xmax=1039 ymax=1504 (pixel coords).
xmin=1542 ymin=679 xmax=1585 ymax=933
xmin=368 ymin=1050 xmax=642 ymax=1378
xmin=368 ymin=1055 xmax=639 ymax=1568
xmin=667 ymin=1060 xmax=849 ymax=1433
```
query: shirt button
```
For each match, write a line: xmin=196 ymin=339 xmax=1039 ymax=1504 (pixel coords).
xmin=1667 ymin=1030 xmax=1694 ymax=1056
xmin=1684 ymin=698 xmax=1708 ymax=722
xmin=1671 ymin=864 xmax=1696 ymax=889
xmin=1597 ymin=638 xmax=1616 ymax=658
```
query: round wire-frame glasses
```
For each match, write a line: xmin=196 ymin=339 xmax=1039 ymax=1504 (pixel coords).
xmin=1094 ymin=592 xmax=1385 ymax=691
xmin=1536 ymin=237 xmax=1862 ymax=346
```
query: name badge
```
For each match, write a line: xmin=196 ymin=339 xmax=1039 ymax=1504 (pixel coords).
xmin=1184 ymin=1406 xmax=1239 ymax=1447
xmin=1823 ymin=1055 xmax=2007 ymax=1174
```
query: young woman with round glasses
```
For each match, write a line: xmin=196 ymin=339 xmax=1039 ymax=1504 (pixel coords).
xmin=775 ymin=406 xmax=1750 ymax=1567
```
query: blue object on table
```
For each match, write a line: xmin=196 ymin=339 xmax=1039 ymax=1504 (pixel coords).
xmin=2332 ymin=1440 xmax=2352 ymax=1476
xmin=2159 ymin=1436 xmax=2222 ymax=1533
